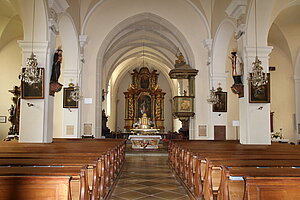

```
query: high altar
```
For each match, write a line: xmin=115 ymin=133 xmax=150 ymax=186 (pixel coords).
xmin=124 ymin=67 xmax=165 ymax=131
xmin=124 ymin=67 xmax=165 ymax=149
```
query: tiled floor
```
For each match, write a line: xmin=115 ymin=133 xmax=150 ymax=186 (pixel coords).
xmin=110 ymin=151 xmax=190 ymax=200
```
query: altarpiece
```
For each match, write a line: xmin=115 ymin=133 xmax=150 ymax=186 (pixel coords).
xmin=124 ymin=67 xmax=165 ymax=131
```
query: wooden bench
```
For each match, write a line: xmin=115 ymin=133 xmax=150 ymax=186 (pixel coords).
xmin=168 ymin=140 xmax=300 ymax=200
xmin=0 ymin=165 xmax=89 ymax=200
xmin=218 ymin=167 xmax=300 ymax=200
xmin=0 ymin=139 xmax=126 ymax=200
xmin=203 ymin=159 xmax=300 ymax=200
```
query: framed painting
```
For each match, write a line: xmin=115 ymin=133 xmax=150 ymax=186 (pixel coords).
xmin=21 ymin=68 xmax=44 ymax=99
xmin=137 ymin=95 xmax=152 ymax=118
xmin=63 ymin=87 xmax=78 ymax=108
xmin=249 ymin=73 xmax=270 ymax=103
xmin=173 ymin=96 xmax=194 ymax=113
xmin=213 ymin=92 xmax=227 ymax=112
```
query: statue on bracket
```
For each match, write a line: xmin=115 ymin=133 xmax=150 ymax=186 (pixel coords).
xmin=49 ymin=47 xmax=63 ymax=96
xmin=230 ymin=51 xmax=244 ymax=98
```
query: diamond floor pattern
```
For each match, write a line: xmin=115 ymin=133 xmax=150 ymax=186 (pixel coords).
xmin=110 ymin=152 xmax=190 ymax=200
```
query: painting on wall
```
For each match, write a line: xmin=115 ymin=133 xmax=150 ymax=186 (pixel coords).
xmin=21 ymin=68 xmax=44 ymax=99
xmin=63 ymin=87 xmax=78 ymax=108
xmin=213 ymin=92 xmax=227 ymax=112
xmin=249 ymin=73 xmax=270 ymax=103
xmin=137 ymin=95 xmax=152 ymax=118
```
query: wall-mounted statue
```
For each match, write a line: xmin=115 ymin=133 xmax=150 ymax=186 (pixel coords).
xmin=49 ymin=47 xmax=63 ymax=96
xmin=230 ymin=51 xmax=244 ymax=98
xmin=8 ymin=86 xmax=21 ymax=136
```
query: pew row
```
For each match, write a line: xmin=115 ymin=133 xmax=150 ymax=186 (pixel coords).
xmin=168 ymin=140 xmax=300 ymax=200
xmin=218 ymin=167 xmax=300 ymax=200
xmin=0 ymin=139 xmax=126 ymax=200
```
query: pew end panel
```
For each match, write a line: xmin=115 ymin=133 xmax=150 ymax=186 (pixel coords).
xmin=245 ymin=177 xmax=300 ymax=200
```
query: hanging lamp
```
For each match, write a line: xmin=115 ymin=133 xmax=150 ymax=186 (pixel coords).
xmin=248 ymin=0 xmax=268 ymax=87
xmin=19 ymin=0 xmax=42 ymax=85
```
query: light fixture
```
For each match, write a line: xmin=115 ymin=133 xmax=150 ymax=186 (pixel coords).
xmin=70 ymin=84 xmax=81 ymax=101
xmin=19 ymin=0 xmax=42 ymax=85
xmin=207 ymin=87 xmax=219 ymax=104
xmin=248 ymin=0 xmax=268 ymax=88
xmin=207 ymin=0 xmax=218 ymax=104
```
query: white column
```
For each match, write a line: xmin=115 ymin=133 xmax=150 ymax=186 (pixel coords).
xmin=239 ymin=46 xmax=273 ymax=144
xmin=18 ymin=41 xmax=53 ymax=143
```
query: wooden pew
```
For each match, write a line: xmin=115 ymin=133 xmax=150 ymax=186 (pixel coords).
xmin=168 ymin=140 xmax=300 ymax=200
xmin=0 ymin=166 xmax=89 ymax=200
xmin=203 ymin=159 xmax=300 ymax=200
xmin=218 ymin=167 xmax=300 ymax=200
xmin=0 ymin=139 xmax=126 ymax=200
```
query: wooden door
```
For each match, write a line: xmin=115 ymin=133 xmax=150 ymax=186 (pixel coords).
xmin=214 ymin=126 xmax=226 ymax=140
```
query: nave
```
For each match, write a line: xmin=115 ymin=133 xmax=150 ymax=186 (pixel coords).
xmin=1 ymin=138 xmax=300 ymax=200
xmin=110 ymin=153 xmax=190 ymax=200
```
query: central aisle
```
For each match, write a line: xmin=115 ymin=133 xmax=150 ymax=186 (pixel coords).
xmin=110 ymin=152 xmax=190 ymax=200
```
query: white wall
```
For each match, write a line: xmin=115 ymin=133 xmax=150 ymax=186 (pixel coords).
xmin=269 ymin=45 xmax=296 ymax=141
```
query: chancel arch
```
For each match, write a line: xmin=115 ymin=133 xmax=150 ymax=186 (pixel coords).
xmin=94 ymin=11 xmax=201 ymax=137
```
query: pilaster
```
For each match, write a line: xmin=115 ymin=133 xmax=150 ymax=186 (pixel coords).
xmin=18 ymin=41 xmax=51 ymax=143
xmin=239 ymin=46 xmax=273 ymax=144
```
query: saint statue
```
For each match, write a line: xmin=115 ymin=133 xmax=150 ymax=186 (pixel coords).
xmin=49 ymin=47 xmax=63 ymax=96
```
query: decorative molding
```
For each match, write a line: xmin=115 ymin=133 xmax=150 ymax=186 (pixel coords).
xmin=202 ymin=38 xmax=213 ymax=51
xmin=17 ymin=41 xmax=49 ymax=53
xmin=79 ymin=35 xmax=88 ymax=48
xmin=47 ymin=0 xmax=69 ymax=34
xmin=226 ymin=0 xmax=247 ymax=20
xmin=244 ymin=46 xmax=273 ymax=58
xmin=47 ymin=0 xmax=69 ymax=14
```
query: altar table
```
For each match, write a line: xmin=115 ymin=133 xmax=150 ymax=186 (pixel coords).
xmin=128 ymin=135 xmax=162 ymax=149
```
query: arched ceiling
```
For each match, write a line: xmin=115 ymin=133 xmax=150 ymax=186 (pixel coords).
xmin=0 ymin=0 xmax=23 ymax=50
xmin=102 ymin=13 xmax=195 ymax=89
xmin=268 ymin=5 xmax=300 ymax=65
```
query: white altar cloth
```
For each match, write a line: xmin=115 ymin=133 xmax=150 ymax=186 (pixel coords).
xmin=128 ymin=135 xmax=162 ymax=149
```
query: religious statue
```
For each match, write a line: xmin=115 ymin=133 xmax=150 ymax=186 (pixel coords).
xmin=229 ymin=51 xmax=244 ymax=98
xmin=175 ymin=50 xmax=186 ymax=67
xmin=230 ymin=51 xmax=243 ymax=84
xmin=49 ymin=47 xmax=63 ymax=96
xmin=8 ymin=86 xmax=21 ymax=136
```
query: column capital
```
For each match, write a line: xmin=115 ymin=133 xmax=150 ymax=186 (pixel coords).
xmin=244 ymin=46 xmax=273 ymax=58
xmin=18 ymin=41 xmax=49 ymax=54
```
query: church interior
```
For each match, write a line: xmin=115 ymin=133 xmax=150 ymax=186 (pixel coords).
xmin=0 ymin=0 xmax=300 ymax=199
